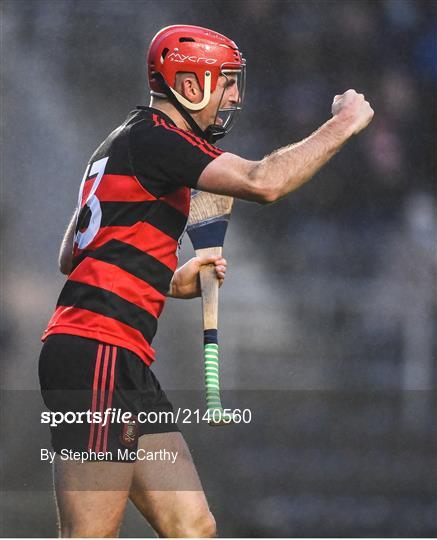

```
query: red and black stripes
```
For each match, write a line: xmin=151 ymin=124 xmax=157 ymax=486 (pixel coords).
xmin=88 ymin=343 xmax=118 ymax=453
xmin=72 ymin=221 xmax=179 ymax=271
xmin=42 ymin=107 xmax=219 ymax=366
xmin=42 ymin=306 xmax=156 ymax=364
xmin=152 ymin=113 xmax=224 ymax=159
xmin=57 ymin=280 xmax=158 ymax=343
xmin=71 ymin=239 xmax=174 ymax=296
xmin=77 ymin=200 xmax=188 ymax=241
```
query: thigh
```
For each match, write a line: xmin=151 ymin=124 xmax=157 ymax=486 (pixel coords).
xmin=129 ymin=432 xmax=211 ymax=536
xmin=54 ymin=456 xmax=134 ymax=537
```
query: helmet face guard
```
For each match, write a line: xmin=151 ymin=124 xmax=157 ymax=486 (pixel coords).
xmin=205 ymin=65 xmax=246 ymax=142
xmin=147 ymin=25 xmax=246 ymax=143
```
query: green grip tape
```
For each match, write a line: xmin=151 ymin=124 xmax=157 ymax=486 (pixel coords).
xmin=203 ymin=343 xmax=234 ymax=424
xmin=204 ymin=343 xmax=222 ymax=409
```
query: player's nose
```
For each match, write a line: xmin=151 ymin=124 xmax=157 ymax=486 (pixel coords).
xmin=228 ymin=83 xmax=240 ymax=105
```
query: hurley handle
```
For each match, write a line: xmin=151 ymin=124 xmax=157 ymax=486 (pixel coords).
xmin=197 ymin=247 xmax=233 ymax=426
xmin=198 ymin=246 xmax=221 ymax=330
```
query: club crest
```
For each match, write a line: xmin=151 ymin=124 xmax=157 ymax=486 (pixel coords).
xmin=119 ymin=416 xmax=138 ymax=448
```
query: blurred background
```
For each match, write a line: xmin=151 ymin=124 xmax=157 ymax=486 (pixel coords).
xmin=1 ymin=0 xmax=436 ymax=536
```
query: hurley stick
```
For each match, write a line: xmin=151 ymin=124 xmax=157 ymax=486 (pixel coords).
xmin=187 ymin=190 xmax=234 ymax=426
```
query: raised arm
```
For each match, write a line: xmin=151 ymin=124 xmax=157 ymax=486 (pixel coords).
xmin=58 ymin=209 xmax=77 ymax=275
xmin=197 ymin=89 xmax=374 ymax=203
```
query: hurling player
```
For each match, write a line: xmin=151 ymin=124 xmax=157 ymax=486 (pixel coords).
xmin=39 ymin=25 xmax=373 ymax=537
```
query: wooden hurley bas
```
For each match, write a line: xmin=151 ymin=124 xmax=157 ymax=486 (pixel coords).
xmin=187 ymin=190 xmax=235 ymax=426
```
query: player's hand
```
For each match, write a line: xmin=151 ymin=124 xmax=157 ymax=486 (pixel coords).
xmin=331 ymin=89 xmax=374 ymax=135
xmin=167 ymin=255 xmax=227 ymax=299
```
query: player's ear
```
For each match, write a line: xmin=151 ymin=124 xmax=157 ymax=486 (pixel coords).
xmin=179 ymin=74 xmax=202 ymax=103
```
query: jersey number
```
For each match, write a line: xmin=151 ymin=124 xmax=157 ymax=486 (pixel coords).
xmin=75 ymin=157 xmax=109 ymax=249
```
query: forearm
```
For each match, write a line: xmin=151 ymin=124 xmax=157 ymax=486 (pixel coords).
xmin=59 ymin=210 xmax=77 ymax=275
xmin=249 ymin=115 xmax=353 ymax=202
xmin=166 ymin=278 xmax=177 ymax=298
xmin=198 ymin=90 xmax=373 ymax=204
xmin=166 ymin=274 xmax=200 ymax=300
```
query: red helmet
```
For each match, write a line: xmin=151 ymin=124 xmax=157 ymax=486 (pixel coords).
xmin=147 ymin=25 xmax=246 ymax=141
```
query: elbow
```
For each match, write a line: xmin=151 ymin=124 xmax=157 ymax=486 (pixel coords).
xmin=250 ymin=184 xmax=281 ymax=205
xmin=59 ymin=265 xmax=70 ymax=276
xmin=256 ymin=190 xmax=280 ymax=205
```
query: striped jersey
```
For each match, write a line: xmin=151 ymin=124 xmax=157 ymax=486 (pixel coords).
xmin=42 ymin=107 xmax=224 ymax=365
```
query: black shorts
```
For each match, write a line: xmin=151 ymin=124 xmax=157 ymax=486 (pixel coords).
xmin=39 ymin=334 xmax=179 ymax=462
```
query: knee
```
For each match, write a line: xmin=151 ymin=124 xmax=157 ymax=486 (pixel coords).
xmin=162 ymin=510 xmax=216 ymax=538
xmin=193 ymin=511 xmax=216 ymax=538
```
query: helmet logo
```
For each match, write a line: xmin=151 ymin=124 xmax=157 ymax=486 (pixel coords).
xmin=167 ymin=52 xmax=217 ymax=65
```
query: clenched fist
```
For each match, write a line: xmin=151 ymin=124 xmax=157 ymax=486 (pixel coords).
xmin=332 ymin=89 xmax=374 ymax=135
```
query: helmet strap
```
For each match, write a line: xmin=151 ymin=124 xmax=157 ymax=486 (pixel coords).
xmin=169 ymin=71 xmax=212 ymax=111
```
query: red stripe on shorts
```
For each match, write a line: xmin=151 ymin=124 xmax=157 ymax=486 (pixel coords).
xmin=87 ymin=343 xmax=104 ymax=451
xmin=94 ymin=345 xmax=111 ymax=452
xmin=102 ymin=346 xmax=117 ymax=453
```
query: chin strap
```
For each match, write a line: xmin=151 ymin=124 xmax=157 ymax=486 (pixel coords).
xmin=152 ymin=73 xmax=225 ymax=144
xmin=204 ymin=124 xmax=226 ymax=143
